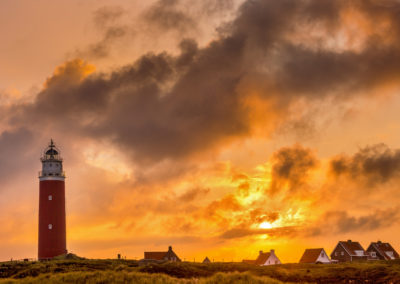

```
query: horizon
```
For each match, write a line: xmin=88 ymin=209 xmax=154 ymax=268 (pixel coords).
xmin=1 ymin=0 xmax=400 ymax=263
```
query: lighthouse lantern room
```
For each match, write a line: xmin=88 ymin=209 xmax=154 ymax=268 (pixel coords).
xmin=38 ymin=139 xmax=67 ymax=260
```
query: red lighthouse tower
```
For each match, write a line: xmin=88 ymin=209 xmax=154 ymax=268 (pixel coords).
xmin=38 ymin=140 xmax=67 ymax=260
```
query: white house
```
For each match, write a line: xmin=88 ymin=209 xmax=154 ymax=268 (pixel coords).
xmin=255 ymin=249 xmax=281 ymax=266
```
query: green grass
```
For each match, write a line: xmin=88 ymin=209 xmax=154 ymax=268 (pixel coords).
xmin=1 ymin=259 xmax=400 ymax=283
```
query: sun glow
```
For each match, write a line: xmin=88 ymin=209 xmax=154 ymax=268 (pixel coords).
xmin=258 ymin=221 xmax=273 ymax=229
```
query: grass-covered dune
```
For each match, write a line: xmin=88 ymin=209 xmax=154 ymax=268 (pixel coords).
xmin=1 ymin=258 xmax=400 ymax=283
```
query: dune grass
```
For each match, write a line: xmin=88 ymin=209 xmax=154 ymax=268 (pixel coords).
xmin=0 ymin=271 xmax=286 ymax=284
xmin=1 ymin=258 xmax=400 ymax=283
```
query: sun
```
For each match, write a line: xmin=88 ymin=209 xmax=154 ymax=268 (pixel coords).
xmin=258 ymin=221 xmax=273 ymax=229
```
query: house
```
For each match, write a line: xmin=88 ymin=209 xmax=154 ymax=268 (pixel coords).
xmin=202 ymin=257 xmax=211 ymax=263
xmin=299 ymin=248 xmax=331 ymax=264
xmin=143 ymin=246 xmax=181 ymax=262
xmin=330 ymin=240 xmax=368 ymax=262
xmin=366 ymin=241 xmax=399 ymax=260
xmin=242 ymin=250 xmax=281 ymax=266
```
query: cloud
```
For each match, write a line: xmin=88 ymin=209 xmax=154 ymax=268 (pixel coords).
xmin=220 ymin=226 xmax=299 ymax=239
xmin=330 ymin=144 xmax=400 ymax=184
xmin=0 ymin=128 xmax=36 ymax=186
xmin=333 ymin=208 xmax=400 ymax=233
xmin=78 ymin=6 xmax=129 ymax=59
xmin=143 ymin=0 xmax=197 ymax=34
xmin=178 ymin=187 xmax=210 ymax=202
xmin=269 ymin=145 xmax=317 ymax=195
xmin=5 ymin=0 xmax=400 ymax=167
xmin=305 ymin=207 xmax=400 ymax=236
xmin=93 ymin=6 xmax=125 ymax=29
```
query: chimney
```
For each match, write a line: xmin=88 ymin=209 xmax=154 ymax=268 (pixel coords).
xmin=347 ymin=240 xmax=352 ymax=243
xmin=168 ymin=246 xmax=172 ymax=251
xmin=377 ymin=240 xmax=382 ymax=244
xmin=270 ymin=249 xmax=275 ymax=255
xmin=259 ymin=250 xmax=263 ymax=255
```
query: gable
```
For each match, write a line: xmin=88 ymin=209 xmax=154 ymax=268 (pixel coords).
xmin=301 ymin=248 xmax=330 ymax=263
xmin=331 ymin=242 xmax=351 ymax=257
xmin=255 ymin=252 xmax=271 ymax=265
xmin=333 ymin=241 xmax=366 ymax=257
xmin=369 ymin=242 xmax=400 ymax=260
xmin=316 ymin=249 xmax=330 ymax=263
xmin=164 ymin=249 xmax=181 ymax=261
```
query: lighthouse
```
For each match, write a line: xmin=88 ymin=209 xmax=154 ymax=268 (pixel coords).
xmin=38 ymin=139 xmax=67 ymax=260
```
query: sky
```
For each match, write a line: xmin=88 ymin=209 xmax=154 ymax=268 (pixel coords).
xmin=1 ymin=0 xmax=400 ymax=263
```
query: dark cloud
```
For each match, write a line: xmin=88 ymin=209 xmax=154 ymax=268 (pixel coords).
xmin=78 ymin=6 xmax=129 ymax=59
xmin=248 ymin=209 xmax=279 ymax=225
xmin=0 ymin=128 xmax=36 ymax=186
xmin=178 ymin=187 xmax=210 ymax=202
xmin=323 ymin=208 xmax=400 ymax=234
xmin=143 ymin=0 xmax=197 ymax=34
xmin=269 ymin=145 xmax=317 ymax=195
xmin=87 ymin=26 xmax=128 ymax=58
xmin=200 ymin=0 xmax=235 ymax=17
xmin=6 ymin=0 xmax=400 ymax=166
xmin=330 ymin=144 xmax=400 ymax=184
xmin=93 ymin=6 xmax=125 ymax=29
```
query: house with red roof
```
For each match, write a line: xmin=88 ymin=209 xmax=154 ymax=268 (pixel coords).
xmin=143 ymin=246 xmax=181 ymax=262
xmin=330 ymin=240 xmax=368 ymax=262
xmin=242 ymin=249 xmax=281 ymax=266
xmin=299 ymin=248 xmax=331 ymax=264
xmin=366 ymin=241 xmax=400 ymax=260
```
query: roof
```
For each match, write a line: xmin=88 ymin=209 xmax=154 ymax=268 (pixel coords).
xmin=242 ymin=259 xmax=256 ymax=264
xmin=339 ymin=241 xmax=365 ymax=256
xmin=144 ymin=252 xmax=167 ymax=260
xmin=299 ymin=248 xmax=324 ymax=263
xmin=370 ymin=242 xmax=399 ymax=260
xmin=255 ymin=252 xmax=271 ymax=265
xmin=203 ymin=257 xmax=211 ymax=263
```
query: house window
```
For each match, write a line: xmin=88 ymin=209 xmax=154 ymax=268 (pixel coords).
xmin=48 ymin=224 xmax=52 ymax=230
xmin=371 ymin=252 xmax=376 ymax=257
xmin=341 ymin=252 xmax=344 ymax=256
xmin=385 ymin=251 xmax=394 ymax=259
xmin=354 ymin=250 xmax=364 ymax=256
xmin=335 ymin=252 xmax=338 ymax=256
xmin=48 ymin=195 xmax=52 ymax=200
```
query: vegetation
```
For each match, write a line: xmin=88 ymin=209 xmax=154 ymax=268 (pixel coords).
xmin=1 ymin=259 xmax=400 ymax=283
xmin=0 ymin=271 xmax=285 ymax=284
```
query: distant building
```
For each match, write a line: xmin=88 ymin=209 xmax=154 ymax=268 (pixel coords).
xmin=331 ymin=240 xmax=368 ymax=262
xmin=299 ymin=248 xmax=330 ymax=264
xmin=366 ymin=241 xmax=400 ymax=260
xmin=242 ymin=249 xmax=281 ymax=266
xmin=202 ymin=257 xmax=211 ymax=263
xmin=144 ymin=246 xmax=181 ymax=262
xmin=242 ymin=259 xmax=257 ymax=264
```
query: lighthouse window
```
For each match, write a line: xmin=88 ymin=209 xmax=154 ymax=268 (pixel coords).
xmin=48 ymin=195 xmax=52 ymax=200
xmin=48 ymin=224 xmax=53 ymax=230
